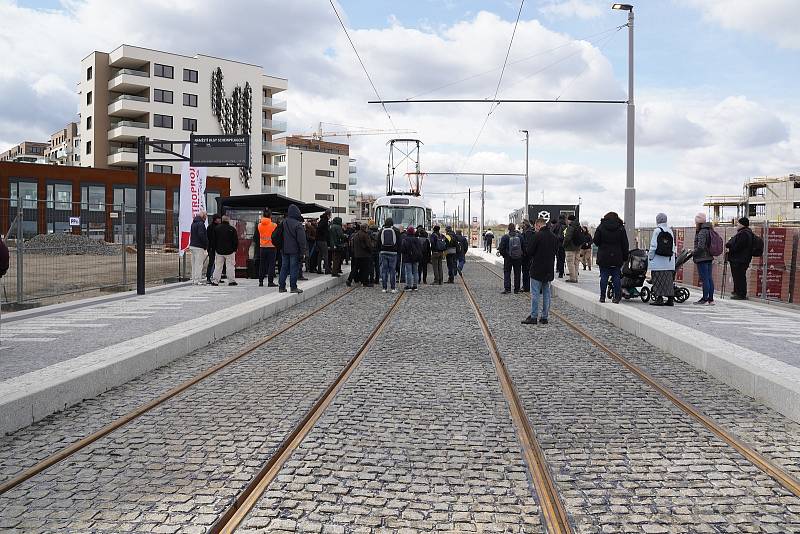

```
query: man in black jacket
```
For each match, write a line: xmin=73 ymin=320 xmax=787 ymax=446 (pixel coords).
xmin=205 ymin=214 xmax=221 ymax=283
xmin=522 ymin=218 xmax=558 ymax=325
xmin=189 ymin=211 xmax=208 ymax=285
xmin=315 ymin=210 xmax=331 ymax=274
xmin=520 ymin=220 xmax=535 ymax=292
xmin=552 ymin=214 xmax=567 ymax=278
xmin=209 ymin=215 xmax=239 ymax=286
xmin=593 ymin=212 xmax=629 ymax=303
xmin=498 ymin=223 xmax=524 ymax=294
xmin=726 ymin=217 xmax=754 ymax=300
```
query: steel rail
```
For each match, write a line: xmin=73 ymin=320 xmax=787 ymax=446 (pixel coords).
xmin=0 ymin=287 xmax=355 ymax=496
xmin=478 ymin=261 xmax=800 ymax=498
xmin=211 ymin=291 xmax=406 ymax=533
xmin=459 ymin=276 xmax=573 ymax=534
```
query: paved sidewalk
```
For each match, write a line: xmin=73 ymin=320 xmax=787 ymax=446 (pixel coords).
xmin=0 ymin=273 xmax=341 ymax=381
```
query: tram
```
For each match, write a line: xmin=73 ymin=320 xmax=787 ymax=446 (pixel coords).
xmin=376 ymin=138 xmax=432 ymax=231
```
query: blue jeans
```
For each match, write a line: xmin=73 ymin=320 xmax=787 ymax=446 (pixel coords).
xmin=403 ymin=262 xmax=418 ymax=289
xmin=457 ymin=255 xmax=465 ymax=273
xmin=278 ymin=253 xmax=300 ymax=289
xmin=600 ymin=266 xmax=621 ymax=300
xmin=379 ymin=252 xmax=397 ymax=290
xmin=530 ymin=279 xmax=551 ymax=320
xmin=697 ymin=260 xmax=714 ymax=301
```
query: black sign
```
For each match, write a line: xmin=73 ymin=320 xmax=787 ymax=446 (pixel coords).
xmin=190 ymin=134 xmax=250 ymax=167
xmin=526 ymin=204 xmax=580 ymax=224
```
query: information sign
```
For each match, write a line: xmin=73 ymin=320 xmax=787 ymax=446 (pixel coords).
xmin=69 ymin=216 xmax=80 ymax=226
xmin=190 ymin=134 xmax=250 ymax=167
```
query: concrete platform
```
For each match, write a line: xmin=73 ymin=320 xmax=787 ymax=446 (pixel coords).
xmin=470 ymin=248 xmax=800 ymax=423
xmin=0 ymin=271 xmax=347 ymax=435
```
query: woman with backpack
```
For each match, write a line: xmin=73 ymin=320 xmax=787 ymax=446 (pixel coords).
xmin=648 ymin=213 xmax=676 ymax=306
xmin=693 ymin=212 xmax=717 ymax=305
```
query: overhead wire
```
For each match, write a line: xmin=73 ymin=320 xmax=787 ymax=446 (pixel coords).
xmin=554 ymin=27 xmax=623 ymax=101
xmin=329 ymin=0 xmax=398 ymax=132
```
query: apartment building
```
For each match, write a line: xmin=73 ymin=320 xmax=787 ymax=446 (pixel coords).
xmin=705 ymin=173 xmax=800 ymax=224
xmin=78 ymin=44 xmax=287 ymax=197
xmin=275 ymin=136 xmax=357 ymax=222
xmin=45 ymin=122 xmax=81 ymax=166
xmin=0 ymin=141 xmax=49 ymax=164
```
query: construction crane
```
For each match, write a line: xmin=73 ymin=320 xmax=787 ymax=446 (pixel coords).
xmin=294 ymin=122 xmax=416 ymax=141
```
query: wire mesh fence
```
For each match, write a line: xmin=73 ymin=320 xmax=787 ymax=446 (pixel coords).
xmin=0 ymin=198 xmax=189 ymax=307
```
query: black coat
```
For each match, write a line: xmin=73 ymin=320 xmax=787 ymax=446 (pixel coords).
xmin=0 ymin=237 xmax=9 ymax=278
xmin=352 ymin=229 xmax=373 ymax=258
xmin=593 ymin=216 xmax=629 ymax=268
xmin=213 ymin=222 xmax=239 ymax=255
xmin=189 ymin=216 xmax=208 ymax=249
xmin=726 ymin=227 xmax=754 ymax=265
xmin=206 ymin=221 xmax=218 ymax=252
xmin=521 ymin=227 xmax=535 ymax=258
xmin=401 ymin=234 xmax=423 ymax=263
xmin=525 ymin=227 xmax=558 ymax=282
xmin=316 ymin=215 xmax=330 ymax=243
xmin=417 ymin=230 xmax=431 ymax=260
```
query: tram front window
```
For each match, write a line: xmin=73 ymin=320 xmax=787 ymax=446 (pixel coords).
xmin=375 ymin=206 xmax=426 ymax=229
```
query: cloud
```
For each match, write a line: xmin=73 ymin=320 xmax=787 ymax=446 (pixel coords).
xmin=539 ymin=0 xmax=604 ymax=19
xmin=682 ymin=0 xmax=800 ymax=49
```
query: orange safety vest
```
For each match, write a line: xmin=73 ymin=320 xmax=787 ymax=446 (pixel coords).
xmin=258 ymin=217 xmax=277 ymax=248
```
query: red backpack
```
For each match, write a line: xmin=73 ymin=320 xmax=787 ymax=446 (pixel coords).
xmin=708 ymin=228 xmax=724 ymax=257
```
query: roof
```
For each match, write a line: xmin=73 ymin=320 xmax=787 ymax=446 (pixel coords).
xmin=215 ymin=194 xmax=327 ymax=215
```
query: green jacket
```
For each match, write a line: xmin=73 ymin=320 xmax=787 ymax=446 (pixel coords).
xmin=329 ymin=217 xmax=345 ymax=248
xmin=563 ymin=220 xmax=582 ymax=252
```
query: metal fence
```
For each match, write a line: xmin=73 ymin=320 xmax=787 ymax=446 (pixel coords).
xmin=1 ymin=198 xmax=189 ymax=307
xmin=635 ymin=223 xmax=800 ymax=304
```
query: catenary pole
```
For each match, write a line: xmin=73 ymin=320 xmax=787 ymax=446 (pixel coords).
xmin=136 ymin=136 xmax=146 ymax=295
xmin=624 ymin=7 xmax=636 ymax=248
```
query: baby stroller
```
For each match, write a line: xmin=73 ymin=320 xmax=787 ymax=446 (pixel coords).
xmin=642 ymin=249 xmax=693 ymax=303
xmin=607 ymin=249 xmax=649 ymax=301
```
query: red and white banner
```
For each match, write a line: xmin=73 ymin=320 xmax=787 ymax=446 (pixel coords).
xmin=178 ymin=145 xmax=207 ymax=254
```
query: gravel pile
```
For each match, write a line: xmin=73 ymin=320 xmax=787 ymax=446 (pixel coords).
xmin=24 ymin=233 xmax=120 ymax=256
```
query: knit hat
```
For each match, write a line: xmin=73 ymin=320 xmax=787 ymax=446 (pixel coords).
xmin=694 ymin=212 xmax=707 ymax=224
xmin=656 ymin=212 xmax=667 ymax=224
xmin=738 ymin=217 xmax=750 ymax=227
xmin=406 ymin=226 xmax=416 ymax=235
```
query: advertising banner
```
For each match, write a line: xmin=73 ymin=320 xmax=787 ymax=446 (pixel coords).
xmin=178 ymin=145 xmax=208 ymax=253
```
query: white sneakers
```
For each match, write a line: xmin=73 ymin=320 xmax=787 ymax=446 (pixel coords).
xmin=382 ymin=289 xmax=387 ymax=293
xmin=391 ymin=289 xmax=397 ymax=294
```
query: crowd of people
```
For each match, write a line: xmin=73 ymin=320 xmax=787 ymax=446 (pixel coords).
xmin=188 ymin=205 xmax=471 ymax=294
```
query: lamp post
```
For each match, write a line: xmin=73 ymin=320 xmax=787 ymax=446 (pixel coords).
xmin=613 ymin=3 xmax=635 ymax=248
xmin=520 ymin=129 xmax=529 ymax=221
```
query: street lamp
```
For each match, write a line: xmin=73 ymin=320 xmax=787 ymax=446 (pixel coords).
xmin=612 ymin=2 xmax=635 ymax=248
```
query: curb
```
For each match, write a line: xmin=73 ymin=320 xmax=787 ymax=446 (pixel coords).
xmin=469 ymin=249 xmax=800 ymax=423
xmin=0 ymin=274 xmax=346 ymax=436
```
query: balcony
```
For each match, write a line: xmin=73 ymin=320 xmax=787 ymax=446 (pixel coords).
xmin=348 ymin=176 xmax=357 ymax=186
xmin=262 ymin=185 xmax=287 ymax=195
xmin=349 ymin=165 xmax=357 ymax=174
xmin=262 ymin=119 xmax=287 ymax=133
xmin=261 ymin=163 xmax=286 ymax=176
xmin=261 ymin=141 xmax=284 ymax=154
xmin=108 ymin=120 xmax=149 ymax=142
xmin=108 ymin=94 xmax=150 ymax=118
xmin=262 ymin=97 xmax=287 ymax=112
xmin=108 ymin=69 xmax=150 ymax=92
xmin=108 ymin=147 xmax=138 ymax=166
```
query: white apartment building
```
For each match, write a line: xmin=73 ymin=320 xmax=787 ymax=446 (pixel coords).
xmin=0 ymin=141 xmax=49 ymax=164
xmin=45 ymin=122 xmax=80 ymax=166
xmin=275 ymin=136 xmax=357 ymax=222
xmin=78 ymin=44 xmax=287 ymax=197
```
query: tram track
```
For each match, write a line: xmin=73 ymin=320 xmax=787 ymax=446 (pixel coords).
xmin=477 ymin=260 xmax=800 ymax=500
xmin=0 ymin=287 xmax=355 ymax=496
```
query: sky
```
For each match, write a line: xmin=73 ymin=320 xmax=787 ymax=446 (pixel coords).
xmin=1 ymin=0 xmax=798 ymax=226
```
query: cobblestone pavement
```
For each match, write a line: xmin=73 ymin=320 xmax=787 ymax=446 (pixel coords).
xmin=471 ymin=260 xmax=800 ymax=533
xmin=0 ymin=286 xmax=350 ymax=484
xmin=238 ymin=281 xmax=543 ymax=533
xmin=0 ymin=286 xmax=391 ymax=533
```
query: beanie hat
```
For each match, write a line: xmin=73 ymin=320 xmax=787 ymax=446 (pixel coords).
xmin=406 ymin=226 xmax=416 ymax=235
xmin=738 ymin=217 xmax=750 ymax=227
xmin=694 ymin=212 xmax=707 ymax=224
xmin=656 ymin=212 xmax=667 ymax=224
xmin=567 ymin=214 xmax=576 ymax=221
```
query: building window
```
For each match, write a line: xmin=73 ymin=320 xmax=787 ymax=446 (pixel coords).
xmin=183 ymin=93 xmax=198 ymax=107
xmin=146 ymin=188 xmax=166 ymax=212
xmin=86 ymin=116 xmax=92 ymax=130
xmin=749 ymin=185 xmax=766 ymax=197
xmin=151 ymin=141 xmax=173 ymax=154
xmin=315 ymin=194 xmax=335 ymax=202
xmin=153 ymin=114 xmax=173 ymax=128
xmin=332 ymin=207 xmax=346 ymax=214
xmin=748 ymin=204 xmax=766 ymax=217
xmin=87 ymin=91 xmax=92 ymax=105
xmin=794 ymin=182 xmax=800 ymax=189
xmin=183 ymin=69 xmax=198 ymax=83
xmin=86 ymin=141 xmax=92 ymax=154
xmin=330 ymin=158 xmax=337 ymax=166
xmin=87 ymin=66 xmax=92 ymax=80
xmin=154 ymin=63 xmax=174 ymax=79
xmin=330 ymin=183 xmax=347 ymax=190
xmin=316 ymin=170 xmax=334 ymax=178
xmin=46 ymin=183 xmax=72 ymax=210
xmin=182 ymin=118 xmax=197 ymax=132
xmin=154 ymin=89 xmax=173 ymax=103
xmin=80 ymin=185 xmax=105 ymax=212
xmin=794 ymin=202 xmax=800 ymax=210
xmin=114 ymin=187 xmax=137 ymax=212
xmin=206 ymin=191 xmax=220 ymax=213
xmin=152 ymin=164 xmax=173 ymax=173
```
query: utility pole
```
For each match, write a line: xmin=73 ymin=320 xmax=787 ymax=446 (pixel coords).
xmin=613 ymin=3 xmax=636 ymax=247
xmin=521 ymin=129 xmax=529 ymax=220
xmin=480 ymin=174 xmax=485 ymax=239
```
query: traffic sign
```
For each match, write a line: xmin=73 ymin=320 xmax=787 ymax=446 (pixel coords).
xmin=190 ymin=134 xmax=250 ymax=167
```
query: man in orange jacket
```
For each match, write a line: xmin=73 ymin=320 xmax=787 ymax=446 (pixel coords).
xmin=257 ymin=209 xmax=278 ymax=287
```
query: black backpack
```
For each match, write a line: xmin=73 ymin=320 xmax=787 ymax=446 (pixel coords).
xmin=509 ymin=234 xmax=523 ymax=259
xmin=271 ymin=222 xmax=284 ymax=251
xmin=380 ymin=227 xmax=396 ymax=251
xmin=654 ymin=228 xmax=674 ymax=257
xmin=751 ymin=232 xmax=764 ymax=257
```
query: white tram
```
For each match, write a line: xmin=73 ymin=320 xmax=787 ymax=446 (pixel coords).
xmin=373 ymin=194 xmax=432 ymax=231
